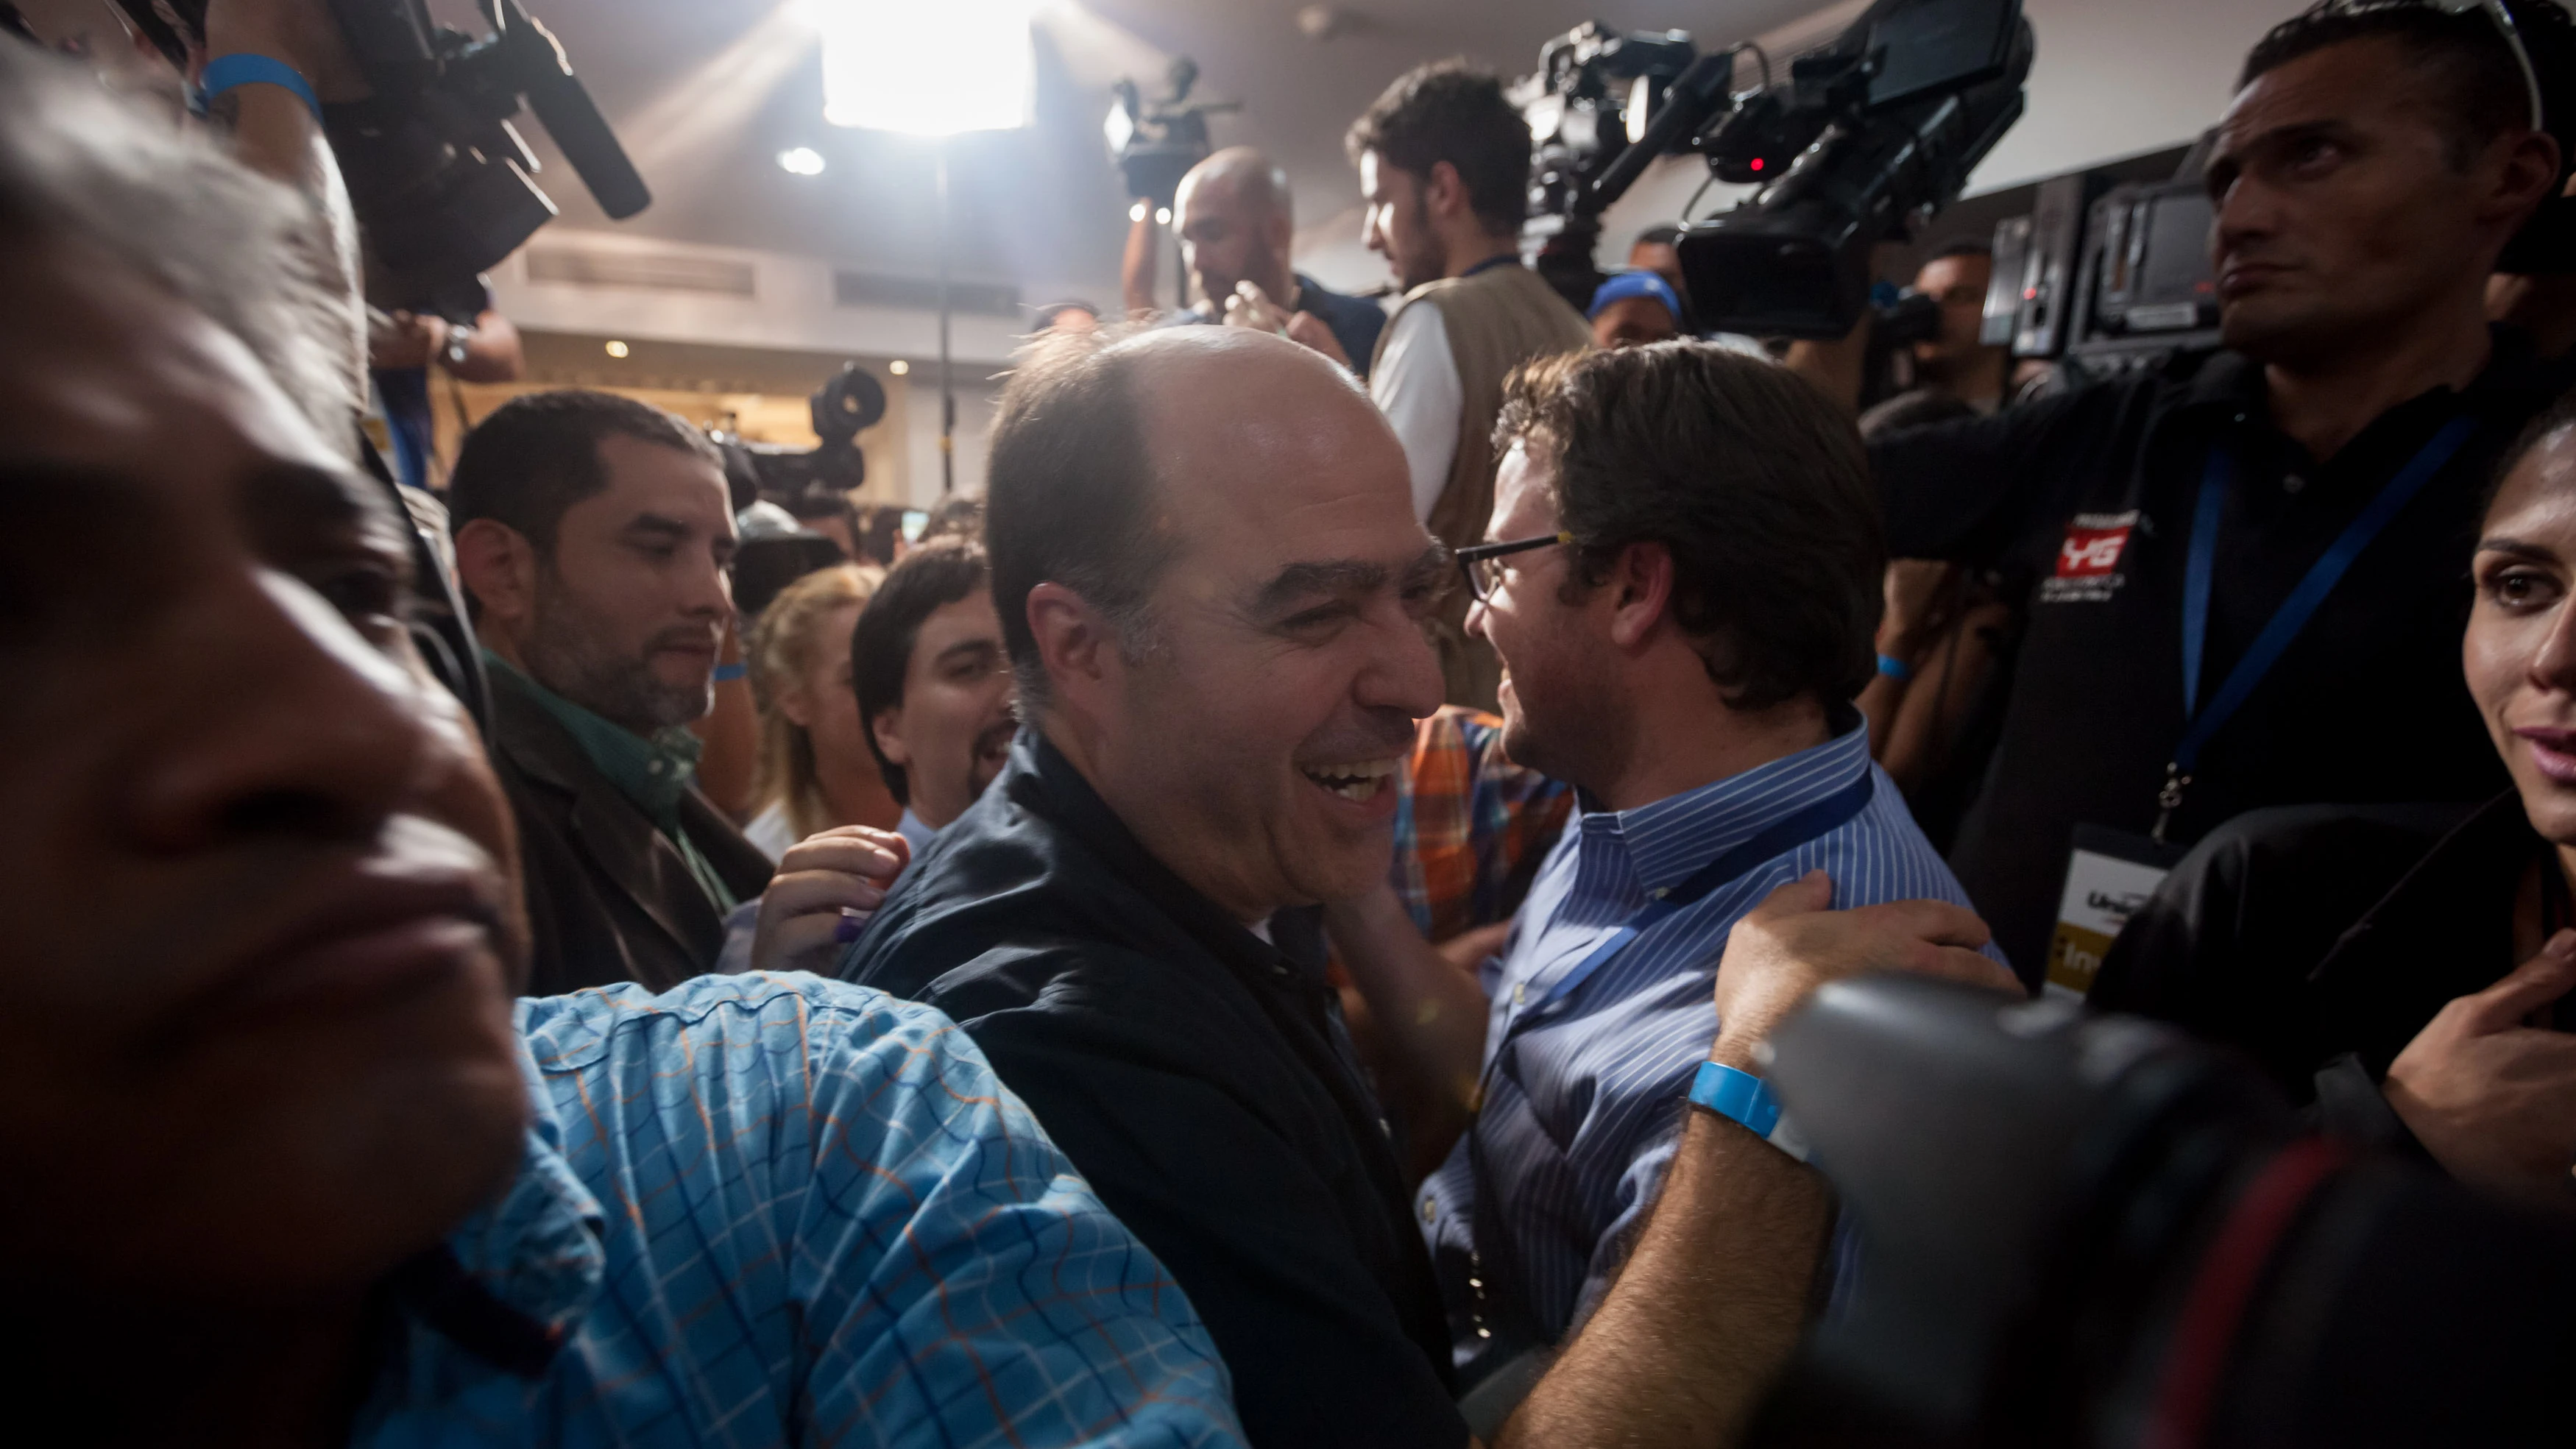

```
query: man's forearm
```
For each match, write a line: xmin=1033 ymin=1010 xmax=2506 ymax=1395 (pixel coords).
xmin=1499 ymin=1078 xmax=1830 ymax=1448
xmin=1323 ymin=888 xmax=1490 ymax=1166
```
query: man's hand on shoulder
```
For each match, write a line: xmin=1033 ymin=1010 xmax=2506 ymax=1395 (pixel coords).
xmin=750 ymin=826 xmax=910 ymax=974
xmin=1710 ymin=871 xmax=2014 ymax=1068
xmin=2385 ymin=930 xmax=2576 ymax=1212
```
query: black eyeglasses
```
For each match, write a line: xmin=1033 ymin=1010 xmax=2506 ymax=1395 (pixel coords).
xmin=1455 ymin=531 xmax=1572 ymax=603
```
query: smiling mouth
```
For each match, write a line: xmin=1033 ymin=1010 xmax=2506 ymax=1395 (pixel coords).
xmin=973 ymin=720 xmax=1016 ymax=765
xmin=1301 ymin=758 xmax=1401 ymax=802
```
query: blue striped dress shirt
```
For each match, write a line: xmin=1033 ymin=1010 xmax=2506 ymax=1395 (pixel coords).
xmin=1416 ymin=720 xmax=2003 ymax=1374
xmin=352 ymin=971 xmax=1245 ymax=1448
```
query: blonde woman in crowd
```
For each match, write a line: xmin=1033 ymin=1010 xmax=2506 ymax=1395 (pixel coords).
xmin=741 ymin=564 xmax=904 ymax=859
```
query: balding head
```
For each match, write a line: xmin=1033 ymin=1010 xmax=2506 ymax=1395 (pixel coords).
xmin=1175 ymin=147 xmax=1298 ymax=313
xmin=988 ymin=324 xmax=1443 ymax=921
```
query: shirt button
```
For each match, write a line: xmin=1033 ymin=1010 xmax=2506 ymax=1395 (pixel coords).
xmin=2283 ymin=474 xmax=2306 ymax=494
xmin=1420 ymin=1195 xmax=1437 ymax=1223
xmin=648 ymin=760 xmax=668 ymax=775
xmin=1511 ymin=982 xmax=1526 ymax=1005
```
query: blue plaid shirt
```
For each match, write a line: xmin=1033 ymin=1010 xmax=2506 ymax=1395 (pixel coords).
xmin=1417 ymin=722 xmax=2003 ymax=1373
xmin=352 ymin=972 xmax=1246 ymax=1448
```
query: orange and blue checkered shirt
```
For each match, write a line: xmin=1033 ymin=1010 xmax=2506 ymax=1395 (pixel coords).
xmin=351 ymin=971 xmax=1246 ymax=1448
xmin=1388 ymin=707 xmax=1574 ymax=943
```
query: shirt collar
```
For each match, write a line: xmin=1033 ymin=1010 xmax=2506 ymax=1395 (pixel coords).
xmin=1575 ymin=717 xmax=1872 ymax=896
xmin=392 ymin=1033 xmax=607 ymax=1376
xmin=483 ymin=650 xmax=701 ymax=823
xmin=2172 ymin=324 xmax=2563 ymax=420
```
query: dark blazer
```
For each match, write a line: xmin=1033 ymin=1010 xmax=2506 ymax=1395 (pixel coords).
xmin=840 ymin=730 xmax=1467 ymax=1449
xmin=2090 ymin=796 xmax=2518 ymax=1101
xmin=484 ymin=665 xmax=774 ymax=996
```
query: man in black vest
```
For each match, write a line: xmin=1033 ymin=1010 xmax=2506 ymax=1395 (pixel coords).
xmin=450 ymin=391 xmax=774 ymax=992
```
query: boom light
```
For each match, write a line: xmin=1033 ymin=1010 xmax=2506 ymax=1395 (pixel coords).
xmin=819 ymin=0 xmax=1036 ymax=135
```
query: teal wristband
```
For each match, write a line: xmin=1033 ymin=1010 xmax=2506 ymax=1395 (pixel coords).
xmin=1687 ymin=1060 xmax=1809 ymax=1161
xmin=202 ymin=54 xmax=323 ymax=125
xmin=1875 ymin=651 xmax=1914 ymax=682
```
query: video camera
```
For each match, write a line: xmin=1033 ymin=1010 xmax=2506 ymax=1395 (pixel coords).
xmin=716 ymin=363 xmax=887 ymax=511
xmin=113 ymin=0 xmax=648 ymax=311
xmin=1103 ymin=57 xmax=1239 ymax=209
xmin=1516 ymin=0 xmax=2031 ymax=339
xmin=1744 ymin=974 xmax=2574 ymax=1447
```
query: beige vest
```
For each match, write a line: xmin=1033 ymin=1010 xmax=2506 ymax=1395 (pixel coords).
xmin=1372 ymin=263 xmax=1593 ymax=709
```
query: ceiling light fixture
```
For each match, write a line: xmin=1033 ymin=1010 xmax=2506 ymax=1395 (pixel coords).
xmin=604 ymin=340 xmax=631 ymax=358
xmin=818 ymin=0 xmax=1035 ymax=135
xmin=777 ymin=146 xmax=827 ymax=175
xmin=889 ymin=359 xmax=911 ymax=375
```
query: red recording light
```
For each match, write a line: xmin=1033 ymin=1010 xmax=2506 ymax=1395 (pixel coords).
xmin=1749 ymin=157 xmax=1765 ymax=172
xmin=2023 ymin=287 xmax=2038 ymax=300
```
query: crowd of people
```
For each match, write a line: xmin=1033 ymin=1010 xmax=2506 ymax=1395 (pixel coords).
xmin=6 ymin=0 xmax=2576 ymax=1442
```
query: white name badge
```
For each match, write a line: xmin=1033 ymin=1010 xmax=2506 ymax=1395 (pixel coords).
xmin=2046 ymin=825 xmax=2182 ymax=1000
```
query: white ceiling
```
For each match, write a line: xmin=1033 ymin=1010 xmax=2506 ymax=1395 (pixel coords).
xmin=486 ymin=0 xmax=1835 ymax=299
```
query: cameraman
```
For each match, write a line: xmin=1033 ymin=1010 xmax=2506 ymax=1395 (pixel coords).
xmin=1342 ymin=60 xmax=1593 ymax=709
xmin=1847 ymin=1 xmax=2574 ymax=981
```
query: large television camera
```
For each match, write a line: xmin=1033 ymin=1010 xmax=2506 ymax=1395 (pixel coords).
xmin=1516 ymin=0 xmax=2031 ymax=338
xmin=1745 ymin=974 xmax=2574 ymax=1447
xmin=1103 ymin=57 xmax=1239 ymax=209
xmin=112 ymin=0 xmax=648 ymax=310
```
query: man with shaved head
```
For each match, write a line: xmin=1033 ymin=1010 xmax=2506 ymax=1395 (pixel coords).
xmin=841 ymin=324 xmax=2009 ymax=1448
xmin=1170 ymin=145 xmax=1388 ymax=377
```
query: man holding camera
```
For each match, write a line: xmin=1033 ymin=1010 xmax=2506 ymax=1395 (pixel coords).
xmin=1167 ymin=146 xmax=1390 ymax=379
xmin=1344 ymin=60 xmax=1593 ymax=710
xmin=1852 ymin=1 xmax=2576 ymax=984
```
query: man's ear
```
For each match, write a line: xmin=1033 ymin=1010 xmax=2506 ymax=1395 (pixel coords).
xmin=1025 ymin=581 xmax=1117 ymax=715
xmin=1604 ymin=540 xmax=1677 ymax=651
xmin=870 ymin=704 xmax=913 ymax=770
xmin=2487 ymin=129 xmax=2566 ymax=231
xmin=453 ymin=518 xmax=539 ymax=631
xmin=1423 ymin=160 xmax=1468 ymax=224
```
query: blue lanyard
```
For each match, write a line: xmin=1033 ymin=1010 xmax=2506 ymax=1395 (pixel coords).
xmin=1509 ymin=770 xmax=1876 ymax=1027
xmin=2160 ymin=414 xmax=2479 ymax=837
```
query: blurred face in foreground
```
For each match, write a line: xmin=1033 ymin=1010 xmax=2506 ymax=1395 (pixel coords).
xmin=2468 ymin=425 xmax=2576 ymax=849
xmin=1058 ymin=330 xmax=1447 ymax=920
xmin=0 ymin=237 xmax=529 ymax=1305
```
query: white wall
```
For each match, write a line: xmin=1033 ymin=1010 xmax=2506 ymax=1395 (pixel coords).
xmin=485 ymin=229 xmax=1061 ymax=369
xmin=1968 ymin=0 xmax=2310 ymax=194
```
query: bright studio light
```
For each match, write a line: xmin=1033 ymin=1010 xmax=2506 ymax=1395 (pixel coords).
xmin=604 ymin=339 xmax=631 ymax=358
xmin=777 ymin=146 xmax=827 ymax=175
xmin=1128 ymin=199 xmax=1147 ymax=223
xmin=889 ymin=359 xmax=911 ymax=375
xmin=819 ymin=0 xmax=1035 ymax=134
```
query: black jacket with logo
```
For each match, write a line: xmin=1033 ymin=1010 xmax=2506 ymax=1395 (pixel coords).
xmin=485 ymin=664 xmax=774 ymax=996
xmin=1870 ymin=332 xmax=2573 ymax=979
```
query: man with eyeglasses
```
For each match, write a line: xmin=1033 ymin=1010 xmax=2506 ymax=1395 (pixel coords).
xmin=1839 ymin=0 xmax=2576 ymax=988
xmin=839 ymin=325 xmax=2017 ymax=1449
xmin=1329 ymin=341 xmax=2008 ymax=1431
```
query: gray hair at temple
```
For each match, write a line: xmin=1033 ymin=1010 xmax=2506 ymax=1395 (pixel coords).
xmin=0 ymin=42 xmax=359 ymax=453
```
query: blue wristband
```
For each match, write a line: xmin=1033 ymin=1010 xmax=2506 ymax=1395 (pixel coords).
xmin=202 ymin=54 xmax=323 ymax=125
xmin=1687 ymin=1060 xmax=1809 ymax=1161
xmin=1875 ymin=651 xmax=1914 ymax=682
xmin=712 ymin=662 xmax=749 ymax=684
